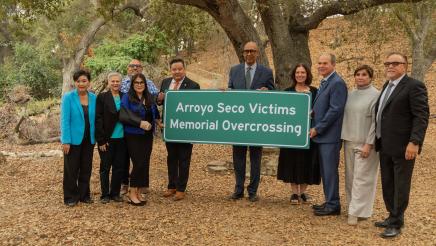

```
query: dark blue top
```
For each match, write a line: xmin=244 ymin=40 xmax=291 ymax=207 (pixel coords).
xmin=121 ymin=94 xmax=159 ymax=135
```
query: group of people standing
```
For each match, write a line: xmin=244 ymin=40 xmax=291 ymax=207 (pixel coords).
xmin=60 ymin=41 xmax=429 ymax=239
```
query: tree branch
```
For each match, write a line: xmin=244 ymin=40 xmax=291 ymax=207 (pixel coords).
xmin=294 ymin=0 xmax=424 ymax=31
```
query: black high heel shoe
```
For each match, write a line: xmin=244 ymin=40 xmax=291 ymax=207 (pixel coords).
xmin=126 ymin=197 xmax=145 ymax=206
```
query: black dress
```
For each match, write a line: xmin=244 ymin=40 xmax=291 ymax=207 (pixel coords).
xmin=277 ymin=86 xmax=321 ymax=185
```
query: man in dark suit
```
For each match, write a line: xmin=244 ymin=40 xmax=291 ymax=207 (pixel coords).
xmin=310 ymin=53 xmax=347 ymax=216
xmin=157 ymin=57 xmax=200 ymax=201
xmin=228 ymin=41 xmax=275 ymax=202
xmin=374 ymin=52 xmax=429 ymax=238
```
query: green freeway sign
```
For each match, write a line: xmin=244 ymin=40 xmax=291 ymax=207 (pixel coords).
xmin=163 ymin=90 xmax=311 ymax=148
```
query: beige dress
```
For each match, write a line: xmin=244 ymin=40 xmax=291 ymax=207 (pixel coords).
xmin=341 ymin=85 xmax=380 ymax=218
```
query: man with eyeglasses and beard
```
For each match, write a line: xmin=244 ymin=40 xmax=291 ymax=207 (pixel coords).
xmin=374 ymin=52 xmax=429 ymax=238
xmin=120 ymin=59 xmax=159 ymax=196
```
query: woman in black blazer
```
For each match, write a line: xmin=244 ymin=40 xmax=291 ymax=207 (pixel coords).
xmin=95 ymin=72 xmax=127 ymax=203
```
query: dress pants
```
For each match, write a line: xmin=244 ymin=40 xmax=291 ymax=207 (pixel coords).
xmin=121 ymin=151 xmax=130 ymax=186
xmin=98 ymin=138 xmax=126 ymax=198
xmin=379 ymin=151 xmax=415 ymax=228
xmin=318 ymin=142 xmax=341 ymax=209
xmin=232 ymin=146 xmax=262 ymax=196
xmin=63 ymin=139 xmax=94 ymax=203
xmin=344 ymin=141 xmax=379 ymax=218
xmin=165 ymin=142 xmax=193 ymax=192
xmin=125 ymin=134 xmax=153 ymax=188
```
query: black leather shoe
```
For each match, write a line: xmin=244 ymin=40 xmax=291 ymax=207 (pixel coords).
xmin=314 ymin=207 xmax=340 ymax=216
xmin=380 ymin=227 xmax=401 ymax=238
xmin=80 ymin=198 xmax=94 ymax=204
xmin=110 ymin=195 xmax=124 ymax=202
xmin=312 ymin=203 xmax=326 ymax=210
xmin=100 ymin=196 xmax=110 ymax=204
xmin=65 ymin=201 xmax=77 ymax=207
xmin=230 ymin=192 xmax=244 ymax=200
xmin=248 ymin=194 xmax=259 ymax=202
xmin=374 ymin=219 xmax=390 ymax=228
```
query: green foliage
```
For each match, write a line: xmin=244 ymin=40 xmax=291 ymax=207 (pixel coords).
xmin=0 ymin=42 xmax=62 ymax=99
xmin=85 ymin=29 xmax=171 ymax=77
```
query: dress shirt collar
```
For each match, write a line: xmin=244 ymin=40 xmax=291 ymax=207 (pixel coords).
xmin=389 ymin=73 xmax=406 ymax=86
xmin=245 ymin=62 xmax=257 ymax=72
xmin=322 ymin=70 xmax=336 ymax=82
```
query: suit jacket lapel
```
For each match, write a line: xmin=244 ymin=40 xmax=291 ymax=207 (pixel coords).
xmin=313 ymin=73 xmax=334 ymax=103
xmin=384 ymin=75 xmax=408 ymax=108
xmin=73 ymin=89 xmax=84 ymax=120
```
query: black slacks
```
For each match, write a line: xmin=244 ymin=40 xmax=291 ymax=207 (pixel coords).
xmin=165 ymin=142 xmax=193 ymax=192
xmin=98 ymin=138 xmax=126 ymax=198
xmin=379 ymin=151 xmax=415 ymax=228
xmin=125 ymin=133 xmax=153 ymax=188
xmin=63 ymin=139 xmax=94 ymax=203
xmin=232 ymin=146 xmax=262 ymax=196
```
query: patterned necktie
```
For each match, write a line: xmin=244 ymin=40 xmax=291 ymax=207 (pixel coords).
xmin=245 ymin=66 xmax=252 ymax=89
xmin=318 ymin=79 xmax=327 ymax=93
xmin=376 ymin=82 xmax=395 ymax=138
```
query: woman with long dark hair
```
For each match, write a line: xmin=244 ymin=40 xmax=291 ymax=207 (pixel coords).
xmin=120 ymin=73 xmax=159 ymax=206
xmin=277 ymin=63 xmax=320 ymax=204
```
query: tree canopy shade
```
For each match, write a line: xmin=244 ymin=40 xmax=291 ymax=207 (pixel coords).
xmin=168 ymin=0 xmax=425 ymax=88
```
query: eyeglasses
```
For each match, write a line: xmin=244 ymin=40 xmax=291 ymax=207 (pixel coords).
xmin=133 ymin=81 xmax=145 ymax=85
xmin=383 ymin=62 xmax=406 ymax=67
xmin=243 ymin=49 xmax=257 ymax=54
xmin=128 ymin=64 xmax=142 ymax=68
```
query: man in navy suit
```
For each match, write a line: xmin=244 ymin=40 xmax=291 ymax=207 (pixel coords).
xmin=310 ymin=53 xmax=347 ymax=216
xmin=228 ymin=41 xmax=275 ymax=202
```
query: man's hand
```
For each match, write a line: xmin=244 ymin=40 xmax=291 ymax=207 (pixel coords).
xmin=62 ymin=144 xmax=70 ymax=155
xmin=405 ymin=142 xmax=419 ymax=160
xmin=359 ymin=144 xmax=372 ymax=158
xmin=157 ymin=92 xmax=165 ymax=104
xmin=256 ymin=87 xmax=268 ymax=91
xmin=309 ymin=128 xmax=317 ymax=138
xmin=99 ymin=143 xmax=109 ymax=152
xmin=140 ymin=121 xmax=152 ymax=131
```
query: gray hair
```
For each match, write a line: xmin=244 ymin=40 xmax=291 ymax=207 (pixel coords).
xmin=320 ymin=53 xmax=336 ymax=64
xmin=107 ymin=72 xmax=122 ymax=82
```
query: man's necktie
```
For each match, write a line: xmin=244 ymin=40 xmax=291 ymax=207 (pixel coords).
xmin=173 ymin=80 xmax=181 ymax=90
xmin=376 ymin=82 xmax=395 ymax=138
xmin=318 ymin=79 xmax=327 ymax=93
xmin=245 ymin=67 xmax=252 ymax=89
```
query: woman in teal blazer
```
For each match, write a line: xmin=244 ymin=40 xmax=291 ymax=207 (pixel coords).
xmin=60 ymin=70 xmax=96 ymax=207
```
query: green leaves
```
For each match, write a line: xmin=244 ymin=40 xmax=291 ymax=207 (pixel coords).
xmin=84 ymin=29 xmax=171 ymax=78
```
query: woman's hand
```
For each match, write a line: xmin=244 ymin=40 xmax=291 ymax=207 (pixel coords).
xmin=359 ymin=144 xmax=372 ymax=158
xmin=156 ymin=119 xmax=164 ymax=129
xmin=140 ymin=121 xmax=152 ymax=131
xmin=62 ymin=144 xmax=70 ymax=155
xmin=99 ymin=143 xmax=109 ymax=152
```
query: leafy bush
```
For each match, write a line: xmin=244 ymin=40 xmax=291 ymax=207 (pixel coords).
xmin=0 ymin=42 xmax=62 ymax=99
xmin=85 ymin=29 xmax=171 ymax=78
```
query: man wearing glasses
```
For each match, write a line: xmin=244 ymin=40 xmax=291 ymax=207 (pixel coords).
xmin=120 ymin=59 xmax=159 ymax=195
xmin=120 ymin=59 xmax=159 ymax=97
xmin=374 ymin=52 xmax=429 ymax=238
xmin=228 ymin=41 xmax=275 ymax=202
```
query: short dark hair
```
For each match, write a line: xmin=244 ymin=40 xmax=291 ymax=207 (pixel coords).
xmin=169 ymin=57 xmax=185 ymax=68
xmin=387 ymin=52 xmax=408 ymax=64
xmin=128 ymin=73 xmax=152 ymax=107
xmin=354 ymin=64 xmax=374 ymax=78
xmin=290 ymin=63 xmax=313 ymax=86
xmin=73 ymin=69 xmax=91 ymax=82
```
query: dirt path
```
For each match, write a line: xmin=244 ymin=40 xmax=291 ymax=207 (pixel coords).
xmin=0 ymin=122 xmax=435 ymax=245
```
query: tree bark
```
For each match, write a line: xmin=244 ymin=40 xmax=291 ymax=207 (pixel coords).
xmin=394 ymin=1 xmax=435 ymax=82
xmin=168 ymin=0 xmax=269 ymax=67
xmin=61 ymin=1 xmax=149 ymax=94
